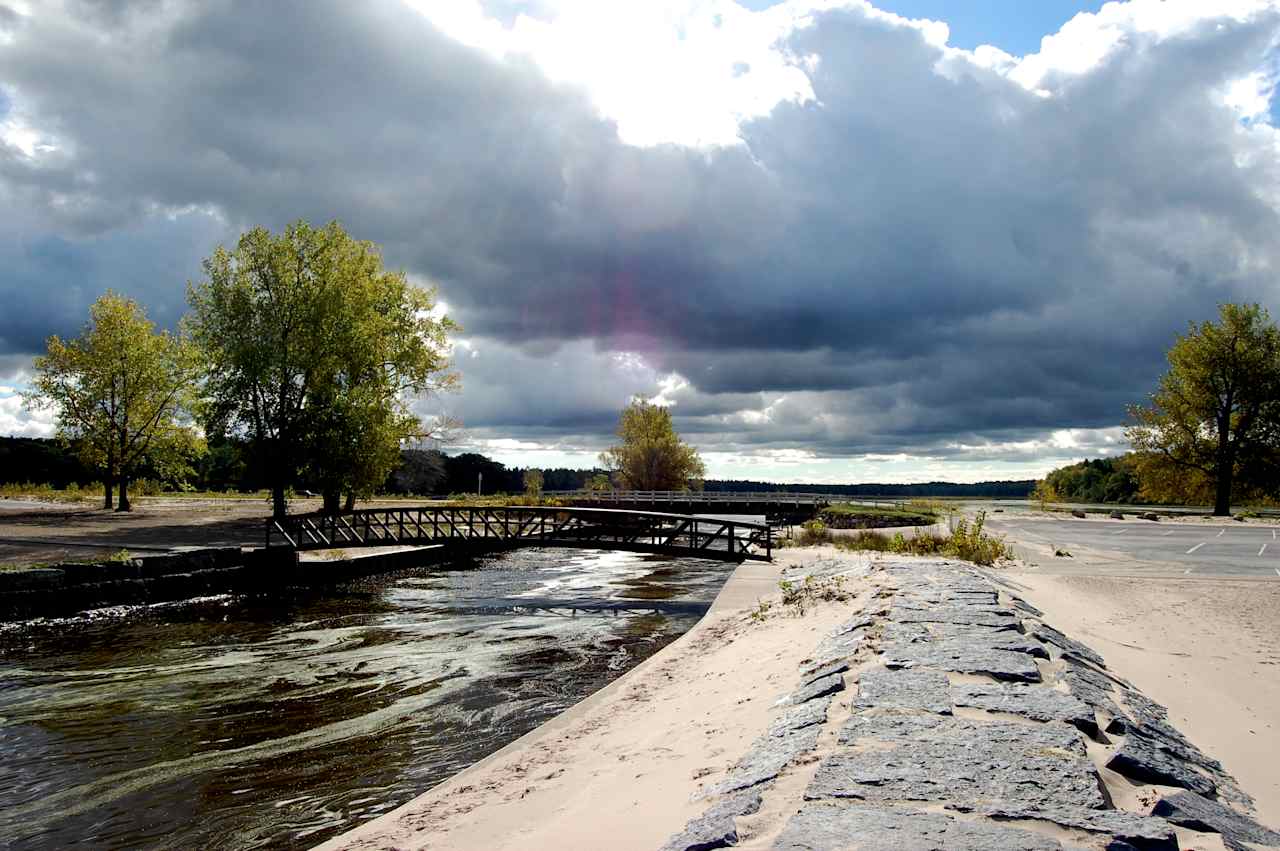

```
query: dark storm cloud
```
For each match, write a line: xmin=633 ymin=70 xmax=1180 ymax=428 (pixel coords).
xmin=2 ymin=0 xmax=1280 ymax=461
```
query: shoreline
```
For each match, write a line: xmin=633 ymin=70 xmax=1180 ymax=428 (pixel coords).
xmin=318 ymin=546 xmax=1279 ymax=851
xmin=315 ymin=552 xmax=855 ymax=850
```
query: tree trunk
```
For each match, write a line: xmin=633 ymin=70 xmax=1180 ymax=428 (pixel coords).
xmin=1213 ymin=468 xmax=1232 ymax=516
xmin=117 ymin=475 xmax=131 ymax=512
xmin=103 ymin=479 xmax=114 ymax=510
xmin=344 ymin=492 xmax=355 ymax=512
xmin=272 ymin=483 xmax=288 ymax=519
xmin=322 ymin=489 xmax=341 ymax=515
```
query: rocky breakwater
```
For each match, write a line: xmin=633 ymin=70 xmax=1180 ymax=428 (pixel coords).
xmin=663 ymin=558 xmax=1280 ymax=850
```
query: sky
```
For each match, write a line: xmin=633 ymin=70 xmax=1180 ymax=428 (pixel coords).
xmin=2 ymin=0 xmax=1280 ymax=484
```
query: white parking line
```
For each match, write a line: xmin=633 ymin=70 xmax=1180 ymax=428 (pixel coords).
xmin=1275 ymin=568 xmax=1280 ymax=578
xmin=1183 ymin=568 xmax=1193 ymax=575
xmin=1262 ymin=544 xmax=1269 ymax=557
xmin=1186 ymin=542 xmax=1206 ymax=554
xmin=1110 ymin=529 xmax=1128 ymax=535
xmin=1216 ymin=529 xmax=1225 ymax=537
xmin=1161 ymin=530 xmax=1176 ymax=537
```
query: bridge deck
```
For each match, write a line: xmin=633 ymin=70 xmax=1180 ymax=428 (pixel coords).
xmin=267 ymin=505 xmax=772 ymax=562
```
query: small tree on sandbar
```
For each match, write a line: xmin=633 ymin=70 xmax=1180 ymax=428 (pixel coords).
xmin=600 ymin=398 xmax=705 ymax=491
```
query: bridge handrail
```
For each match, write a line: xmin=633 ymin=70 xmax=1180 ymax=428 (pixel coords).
xmin=544 ymin=489 xmax=839 ymax=503
xmin=266 ymin=503 xmax=773 ymax=562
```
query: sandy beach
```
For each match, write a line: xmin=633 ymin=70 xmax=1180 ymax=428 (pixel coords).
xmin=316 ymin=541 xmax=1280 ymax=850
xmin=1004 ymin=569 xmax=1280 ymax=826
xmin=316 ymin=549 xmax=878 ymax=850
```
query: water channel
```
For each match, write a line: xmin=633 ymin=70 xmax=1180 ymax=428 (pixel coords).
xmin=0 ymin=547 xmax=737 ymax=849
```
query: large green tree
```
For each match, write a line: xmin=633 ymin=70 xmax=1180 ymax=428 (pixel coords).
xmin=1126 ymin=303 xmax=1280 ymax=515
xmin=24 ymin=292 xmax=200 ymax=510
xmin=187 ymin=220 xmax=457 ymax=518
xmin=600 ymin=398 xmax=706 ymax=491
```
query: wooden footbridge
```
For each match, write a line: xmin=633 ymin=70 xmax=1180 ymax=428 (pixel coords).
xmin=267 ymin=505 xmax=772 ymax=562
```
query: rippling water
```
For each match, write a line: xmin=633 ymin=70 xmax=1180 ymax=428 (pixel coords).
xmin=0 ymin=548 xmax=734 ymax=849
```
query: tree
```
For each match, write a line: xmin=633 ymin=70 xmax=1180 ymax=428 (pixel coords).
xmin=600 ymin=398 xmax=706 ymax=491
xmin=1028 ymin=479 xmax=1062 ymax=512
xmin=186 ymin=220 xmax=457 ymax=518
xmin=24 ymin=292 xmax=200 ymax=510
xmin=523 ymin=468 xmax=544 ymax=500
xmin=1126 ymin=303 xmax=1280 ymax=515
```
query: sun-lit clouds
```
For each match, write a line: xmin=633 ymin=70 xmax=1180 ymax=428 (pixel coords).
xmin=2 ymin=1 xmax=1280 ymax=482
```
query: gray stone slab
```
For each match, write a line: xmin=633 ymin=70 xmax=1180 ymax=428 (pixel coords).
xmin=707 ymin=726 xmax=821 ymax=796
xmin=890 ymin=604 xmax=1020 ymax=630
xmin=1030 ymin=623 xmax=1107 ymax=667
xmin=768 ymin=695 xmax=831 ymax=737
xmin=774 ymin=801 xmax=1073 ymax=850
xmin=1062 ymin=664 xmax=1125 ymax=719
xmin=1009 ymin=595 xmax=1045 ymax=617
xmin=1106 ymin=728 xmax=1217 ymax=797
xmin=660 ymin=789 xmax=763 ymax=851
xmin=1152 ymin=790 xmax=1280 ymax=851
xmin=952 ymin=681 xmax=1096 ymax=734
xmin=932 ymin=622 xmax=1051 ymax=658
xmin=977 ymin=804 xmax=1178 ymax=850
xmin=827 ymin=613 xmax=875 ymax=638
xmin=815 ymin=718 xmax=1103 ymax=810
xmin=882 ymin=638 xmax=1043 ymax=682
xmin=808 ymin=631 xmax=863 ymax=669
xmin=799 ymin=659 xmax=848 ymax=686
xmin=787 ymin=671 xmax=845 ymax=705
xmin=853 ymin=666 xmax=953 ymax=714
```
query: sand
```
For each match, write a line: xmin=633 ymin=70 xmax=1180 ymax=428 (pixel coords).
xmin=1004 ymin=568 xmax=1280 ymax=826
xmin=315 ymin=550 xmax=873 ymax=851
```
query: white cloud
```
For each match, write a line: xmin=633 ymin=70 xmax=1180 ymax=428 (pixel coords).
xmin=0 ymin=391 xmax=55 ymax=438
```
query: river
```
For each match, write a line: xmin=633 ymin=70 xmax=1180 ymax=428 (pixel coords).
xmin=0 ymin=548 xmax=736 ymax=849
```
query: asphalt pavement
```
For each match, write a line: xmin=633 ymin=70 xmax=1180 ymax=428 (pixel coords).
xmin=984 ymin=513 xmax=1280 ymax=578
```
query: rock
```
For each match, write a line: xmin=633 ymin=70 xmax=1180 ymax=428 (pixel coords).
xmin=660 ymin=789 xmax=763 ymax=851
xmin=1030 ymin=623 xmax=1107 ymax=667
xmin=1071 ymin=509 xmax=1087 ymax=518
xmin=774 ymin=802 xmax=1071 ymax=850
xmin=1110 ymin=510 xmax=1126 ymax=519
xmin=1151 ymin=790 xmax=1280 ymax=851
xmin=807 ymin=631 xmax=863 ymax=669
xmin=1106 ymin=727 xmax=1217 ymax=797
xmin=786 ymin=671 xmax=845 ymax=705
xmin=890 ymin=604 xmax=1020 ymax=630
xmin=799 ymin=659 xmax=848 ymax=686
xmin=1009 ymin=596 xmax=1045 ymax=617
xmin=706 ymin=726 xmax=821 ymax=796
xmin=978 ymin=804 xmax=1178 ymax=850
xmin=0 ymin=567 xmax=66 ymax=591
xmin=952 ymin=682 xmax=1097 ymax=735
xmin=1142 ymin=512 xmax=1160 ymax=521
xmin=814 ymin=719 xmax=1104 ymax=810
xmin=853 ymin=667 xmax=953 ymax=714
xmin=882 ymin=638 xmax=1043 ymax=682
xmin=768 ymin=696 xmax=831 ymax=737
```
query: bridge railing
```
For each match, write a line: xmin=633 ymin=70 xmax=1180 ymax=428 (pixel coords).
xmin=267 ymin=504 xmax=772 ymax=562
xmin=545 ymin=490 xmax=838 ymax=504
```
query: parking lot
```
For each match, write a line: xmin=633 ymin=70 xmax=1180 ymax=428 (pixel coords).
xmin=985 ymin=513 xmax=1280 ymax=578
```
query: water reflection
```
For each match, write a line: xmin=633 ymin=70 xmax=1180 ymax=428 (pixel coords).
xmin=0 ymin=548 xmax=732 ymax=849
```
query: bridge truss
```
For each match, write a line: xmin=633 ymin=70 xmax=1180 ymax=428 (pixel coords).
xmin=267 ymin=505 xmax=772 ymax=562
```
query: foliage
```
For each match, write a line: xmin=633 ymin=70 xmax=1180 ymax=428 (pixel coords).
xmin=702 ymin=480 xmax=1035 ymax=498
xmin=24 ymin=291 xmax=201 ymax=510
xmin=523 ymin=468 xmax=544 ymax=500
xmin=1126 ymin=303 xmax=1280 ymax=514
xmin=600 ymin=398 xmax=706 ymax=491
xmin=778 ymin=574 xmax=851 ymax=616
xmin=1028 ymin=479 xmax=1063 ymax=511
xmin=186 ymin=220 xmax=458 ymax=516
xmin=1041 ymin=456 xmax=1140 ymax=505
xmin=783 ymin=511 xmax=1012 ymax=567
